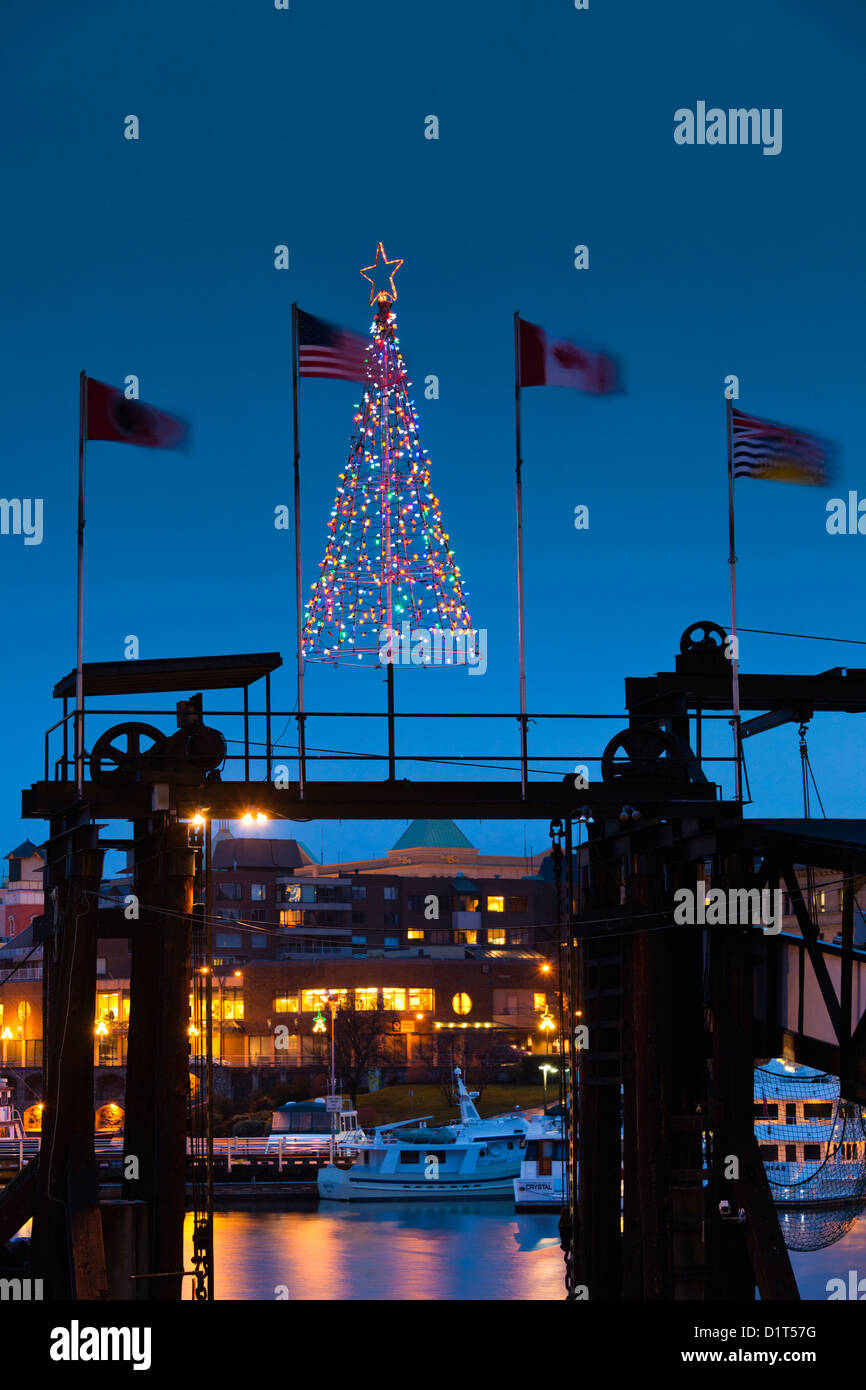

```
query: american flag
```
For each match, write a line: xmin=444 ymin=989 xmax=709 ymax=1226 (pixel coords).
xmin=732 ymin=407 xmax=835 ymax=486
xmin=297 ymin=309 xmax=370 ymax=382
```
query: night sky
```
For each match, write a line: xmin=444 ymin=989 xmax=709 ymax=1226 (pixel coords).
xmin=3 ymin=0 xmax=864 ymax=865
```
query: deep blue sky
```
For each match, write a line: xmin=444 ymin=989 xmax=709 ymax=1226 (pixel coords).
xmin=2 ymin=0 xmax=864 ymax=864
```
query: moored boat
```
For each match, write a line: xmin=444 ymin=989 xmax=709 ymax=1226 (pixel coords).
xmin=317 ymin=1069 xmax=528 ymax=1201
xmin=513 ymin=1104 xmax=567 ymax=1211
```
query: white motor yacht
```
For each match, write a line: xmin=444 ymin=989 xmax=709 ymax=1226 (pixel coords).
xmin=513 ymin=1105 xmax=567 ymax=1210
xmin=317 ymin=1069 xmax=528 ymax=1201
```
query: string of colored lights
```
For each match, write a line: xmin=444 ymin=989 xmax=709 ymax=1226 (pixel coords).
xmin=303 ymin=289 xmax=473 ymax=664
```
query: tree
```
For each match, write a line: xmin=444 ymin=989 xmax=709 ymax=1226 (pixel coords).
xmin=333 ymin=1006 xmax=397 ymax=1108
xmin=303 ymin=245 xmax=473 ymax=665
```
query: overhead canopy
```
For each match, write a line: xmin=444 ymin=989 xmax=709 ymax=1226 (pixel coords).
xmin=52 ymin=652 xmax=282 ymax=699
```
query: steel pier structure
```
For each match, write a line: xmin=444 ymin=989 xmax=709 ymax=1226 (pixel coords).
xmin=2 ymin=622 xmax=866 ymax=1300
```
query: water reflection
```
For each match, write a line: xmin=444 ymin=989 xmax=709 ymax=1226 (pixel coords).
xmin=184 ymin=1202 xmax=566 ymax=1301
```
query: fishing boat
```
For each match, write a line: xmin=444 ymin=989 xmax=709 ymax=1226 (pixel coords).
xmin=266 ymin=1097 xmax=364 ymax=1154
xmin=513 ymin=1104 xmax=567 ymax=1210
xmin=317 ymin=1069 xmax=529 ymax=1201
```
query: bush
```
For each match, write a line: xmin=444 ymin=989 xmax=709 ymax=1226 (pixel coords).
xmin=231 ymin=1116 xmax=268 ymax=1137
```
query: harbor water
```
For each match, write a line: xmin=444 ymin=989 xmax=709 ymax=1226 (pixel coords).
xmin=180 ymin=1203 xmax=866 ymax=1301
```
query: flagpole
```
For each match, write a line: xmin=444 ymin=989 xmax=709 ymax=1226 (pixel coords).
xmin=514 ymin=312 xmax=528 ymax=800
xmin=291 ymin=304 xmax=307 ymax=798
xmin=75 ymin=370 xmax=87 ymax=797
xmin=726 ymin=394 xmax=743 ymax=801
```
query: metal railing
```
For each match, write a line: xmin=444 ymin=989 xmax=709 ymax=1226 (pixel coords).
xmin=44 ymin=703 xmax=737 ymax=790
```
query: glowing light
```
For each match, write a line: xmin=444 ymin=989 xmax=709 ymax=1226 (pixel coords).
xmin=539 ymin=1012 xmax=556 ymax=1032
xmin=95 ymin=1021 xmax=109 ymax=1037
xmin=312 ymin=1012 xmax=328 ymax=1034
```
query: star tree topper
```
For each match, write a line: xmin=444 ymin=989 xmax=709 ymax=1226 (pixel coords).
xmin=361 ymin=242 xmax=403 ymax=305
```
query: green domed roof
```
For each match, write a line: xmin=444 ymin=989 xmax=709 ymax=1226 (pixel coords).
xmin=391 ymin=819 xmax=474 ymax=851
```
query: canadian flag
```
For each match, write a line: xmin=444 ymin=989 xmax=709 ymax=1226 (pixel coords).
xmin=85 ymin=377 xmax=188 ymax=449
xmin=518 ymin=318 xmax=621 ymax=394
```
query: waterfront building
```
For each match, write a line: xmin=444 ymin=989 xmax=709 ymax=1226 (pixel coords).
xmin=0 ymin=840 xmax=45 ymax=942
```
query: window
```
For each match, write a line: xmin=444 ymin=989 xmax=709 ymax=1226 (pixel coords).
xmin=408 ymin=896 xmax=425 ymax=912
xmin=251 ymin=884 xmax=267 ymax=902
xmin=384 ymin=913 xmax=399 ymax=927
xmin=352 ymin=910 xmax=367 ymax=925
xmin=221 ymin=990 xmax=244 ymax=1021
xmin=400 ymin=1150 xmax=421 ymax=1165
xmin=452 ymin=992 xmax=472 ymax=1016
xmin=785 ymin=1103 xmax=796 ymax=1124
xmin=407 ymin=929 xmax=424 ymax=941
xmin=758 ymin=1143 xmax=778 ymax=1159
xmin=217 ymin=907 xmax=241 ymax=921
xmin=508 ymin=896 xmax=528 ymax=913
xmin=508 ymin=929 xmax=529 ymax=946
xmin=384 ymin=886 xmax=398 ymax=901
xmin=819 ymin=891 xmax=826 ymax=913
xmin=456 ymin=895 xmax=479 ymax=912
xmin=754 ymin=1102 xmax=778 ymax=1120
xmin=248 ymin=908 xmax=268 ymax=922
xmin=96 ymin=992 xmax=119 ymax=1022
xmin=454 ymin=930 xmax=477 ymax=945
xmin=277 ymin=883 xmax=302 ymax=904
xmin=487 ymin=895 xmax=505 ymax=913
xmin=250 ymin=932 xmax=267 ymax=948
xmin=408 ymin=988 xmax=433 ymax=1012
xmin=217 ymin=883 xmax=243 ymax=901
xmin=274 ymin=993 xmax=300 ymax=1013
xmin=351 ymin=886 xmax=367 ymax=900
xmin=533 ymin=993 xmax=547 ymax=1012
xmin=803 ymin=1144 xmax=821 ymax=1160
xmin=487 ymin=928 xmax=505 ymax=945
xmin=352 ymin=935 xmax=366 ymax=946
xmin=216 ymin=932 xmax=242 ymax=949
xmin=382 ymin=987 xmax=406 ymax=1012
xmin=355 ymin=988 xmax=378 ymax=1011
xmin=785 ymin=1144 xmax=797 ymax=1162
xmin=280 ymin=909 xmax=304 ymax=927
xmin=804 ymin=1103 xmax=833 ymax=1121
xmin=301 ymin=990 xmax=348 ymax=1011
xmin=384 ymin=937 xmax=399 ymax=950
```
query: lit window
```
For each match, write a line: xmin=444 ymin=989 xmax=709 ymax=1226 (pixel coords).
xmin=383 ymin=988 xmax=406 ymax=1012
xmin=407 ymin=929 xmax=424 ymax=940
xmin=534 ymin=993 xmax=547 ymax=1012
xmin=819 ymin=891 xmax=826 ymax=913
xmin=279 ymin=909 xmax=304 ymax=927
xmin=250 ymin=884 xmax=267 ymax=902
xmin=301 ymin=989 xmax=348 ymax=1012
xmin=408 ymin=988 xmax=433 ymax=1011
xmin=487 ymin=928 xmax=505 ymax=945
xmin=221 ymin=990 xmax=244 ymax=1021
xmin=454 ymin=930 xmax=477 ymax=944
xmin=96 ymin=993 xmax=119 ymax=1022
xmin=273 ymin=993 xmax=299 ymax=1013
xmin=452 ymin=992 xmax=472 ymax=1016
xmin=487 ymin=896 xmax=505 ymax=913
xmin=355 ymin=988 xmax=378 ymax=1011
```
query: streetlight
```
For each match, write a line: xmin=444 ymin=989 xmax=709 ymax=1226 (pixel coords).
xmin=539 ymin=1063 xmax=559 ymax=1112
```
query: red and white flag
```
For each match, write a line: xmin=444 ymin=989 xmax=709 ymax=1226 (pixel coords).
xmin=86 ymin=377 xmax=188 ymax=449
xmin=297 ymin=309 xmax=371 ymax=383
xmin=518 ymin=317 xmax=621 ymax=394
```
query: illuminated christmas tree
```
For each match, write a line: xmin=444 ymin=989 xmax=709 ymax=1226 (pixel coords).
xmin=303 ymin=245 xmax=473 ymax=665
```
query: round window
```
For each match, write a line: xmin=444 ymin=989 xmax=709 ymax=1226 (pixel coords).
xmin=452 ymin=992 xmax=472 ymax=1016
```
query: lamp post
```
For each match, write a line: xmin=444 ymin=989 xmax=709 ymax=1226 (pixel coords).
xmin=539 ymin=1063 xmax=559 ymax=1112
xmin=313 ymin=990 xmax=340 ymax=1162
